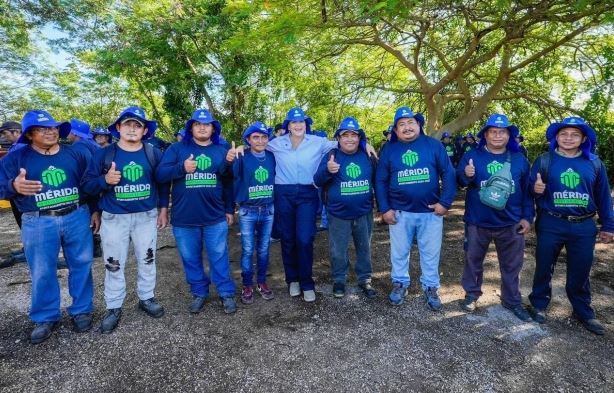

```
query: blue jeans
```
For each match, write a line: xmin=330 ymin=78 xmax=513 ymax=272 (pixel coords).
xmin=274 ymin=184 xmax=318 ymax=291
xmin=173 ymin=221 xmax=235 ymax=298
xmin=327 ymin=212 xmax=373 ymax=284
xmin=21 ymin=205 xmax=94 ymax=322
xmin=388 ymin=210 xmax=443 ymax=289
xmin=529 ymin=213 xmax=598 ymax=320
xmin=239 ymin=204 xmax=274 ymax=286
xmin=100 ymin=209 xmax=158 ymax=308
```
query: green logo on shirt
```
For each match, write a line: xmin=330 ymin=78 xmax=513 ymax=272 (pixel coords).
xmin=402 ymin=150 xmax=419 ymax=167
xmin=560 ymin=168 xmax=580 ymax=189
xmin=254 ymin=166 xmax=269 ymax=183
xmin=123 ymin=161 xmax=144 ymax=182
xmin=196 ymin=154 xmax=211 ymax=170
xmin=487 ymin=161 xmax=503 ymax=175
xmin=41 ymin=166 xmax=67 ymax=187
xmin=346 ymin=162 xmax=361 ymax=179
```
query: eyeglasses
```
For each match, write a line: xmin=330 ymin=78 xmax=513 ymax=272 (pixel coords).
xmin=31 ymin=127 xmax=59 ymax=134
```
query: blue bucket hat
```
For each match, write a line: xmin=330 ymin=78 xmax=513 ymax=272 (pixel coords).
xmin=18 ymin=110 xmax=71 ymax=144
xmin=174 ymin=128 xmax=186 ymax=137
xmin=242 ymin=121 xmax=270 ymax=146
xmin=281 ymin=107 xmax=313 ymax=134
xmin=390 ymin=106 xmax=425 ymax=142
xmin=465 ymin=132 xmax=475 ymax=140
xmin=184 ymin=109 xmax=222 ymax=145
xmin=92 ymin=127 xmax=112 ymax=142
xmin=546 ymin=116 xmax=597 ymax=159
xmin=108 ymin=106 xmax=157 ymax=140
xmin=334 ymin=117 xmax=367 ymax=151
xmin=440 ymin=131 xmax=451 ymax=140
xmin=477 ymin=113 xmax=520 ymax=152
xmin=69 ymin=119 xmax=93 ymax=140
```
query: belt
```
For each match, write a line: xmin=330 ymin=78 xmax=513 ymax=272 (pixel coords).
xmin=39 ymin=203 xmax=80 ymax=217
xmin=544 ymin=210 xmax=595 ymax=223
xmin=241 ymin=204 xmax=272 ymax=211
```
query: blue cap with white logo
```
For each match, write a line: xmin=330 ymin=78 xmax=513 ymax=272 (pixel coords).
xmin=282 ymin=107 xmax=313 ymax=134
xmin=184 ymin=109 xmax=222 ymax=144
xmin=546 ymin=116 xmax=597 ymax=159
xmin=18 ymin=110 xmax=71 ymax=144
xmin=477 ymin=113 xmax=520 ymax=152
xmin=242 ymin=121 xmax=270 ymax=146
xmin=108 ymin=106 xmax=157 ymax=140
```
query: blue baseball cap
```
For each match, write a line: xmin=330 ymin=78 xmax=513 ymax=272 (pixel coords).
xmin=334 ymin=117 xmax=367 ymax=151
xmin=69 ymin=119 xmax=93 ymax=140
xmin=108 ymin=106 xmax=157 ymax=140
xmin=440 ymin=131 xmax=451 ymax=140
xmin=174 ymin=128 xmax=186 ymax=137
xmin=546 ymin=116 xmax=597 ymax=159
xmin=391 ymin=106 xmax=425 ymax=142
xmin=242 ymin=121 xmax=270 ymax=145
xmin=281 ymin=107 xmax=313 ymax=134
xmin=184 ymin=109 xmax=222 ymax=144
xmin=477 ymin=113 xmax=520 ymax=152
xmin=18 ymin=110 xmax=71 ymax=144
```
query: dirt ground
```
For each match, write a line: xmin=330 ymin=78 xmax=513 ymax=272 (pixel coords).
xmin=0 ymin=193 xmax=613 ymax=392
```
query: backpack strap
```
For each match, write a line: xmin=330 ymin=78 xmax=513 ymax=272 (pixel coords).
xmin=102 ymin=143 xmax=118 ymax=174
xmin=143 ymin=142 xmax=160 ymax=170
xmin=537 ymin=151 xmax=551 ymax=182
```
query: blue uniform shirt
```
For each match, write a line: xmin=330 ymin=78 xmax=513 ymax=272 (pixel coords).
xmin=375 ymin=135 xmax=456 ymax=213
xmin=314 ymin=148 xmax=374 ymax=220
xmin=457 ymin=147 xmax=534 ymax=227
xmin=156 ymin=140 xmax=233 ymax=226
xmin=0 ymin=145 xmax=89 ymax=212
xmin=82 ymin=144 xmax=169 ymax=214
xmin=232 ymin=149 xmax=276 ymax=206
xmin=530 ymin=152 xmax=614 ymax=232
xmin=266 ymin=134 xmax=337 ymax=185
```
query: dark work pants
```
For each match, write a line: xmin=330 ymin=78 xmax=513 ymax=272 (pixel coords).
xmin=461 ymin=224 xmax=525 ymax=306
xmin=274 ymin=184 xmax=318 ymax=291
xmin=529 ymin=213 xmax=597 ymax=320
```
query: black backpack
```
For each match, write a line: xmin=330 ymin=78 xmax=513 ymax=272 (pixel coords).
xmin=102 ymin=142 xmax=159 ymax=174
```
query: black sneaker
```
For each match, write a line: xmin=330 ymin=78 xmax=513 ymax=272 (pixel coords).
xmin=100 ymin=308 xmax=122 ymax=334
xmin=461 ymin=294 xmax=478 ymax=312
xmin=190 ymin=296 xmax=207 ymax=314
xmin=138 ymin=298 xmax=165 ymax=318
xmin=358 ymin=282 xmax=377 ymax=299
xmin=527 ymin=305 xmax=546 ymax=324
xmin=502 ymin=302 xmax=531 ymax=322
xmin=72 ymin=313 xmax=93 ymax=333
xmin=30 ymin=321 xmax=58 ymax=344
xmin=573 ymin=313 xmax=605 ymax=336
xmin=332 ymin=282 xmax=345 ymax=298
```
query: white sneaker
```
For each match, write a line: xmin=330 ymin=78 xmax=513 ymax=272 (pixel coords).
xmin=303 ymin=290 xmax=316 ymax=302
xmin=289 ymin=282 xmax=301 ymax=297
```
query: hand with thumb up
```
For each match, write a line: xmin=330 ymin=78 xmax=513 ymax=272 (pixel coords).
xmin=13 ymin=168 xmax=42 ymax=196
xmin=327 ymin=153 xmax=340 ymax=174
xmin=464 ymin=158 xmax=475 ymax=178
xmin=226 ymin=141 xmax=237 ymax=162
xmin=184 ymin=153 xmax=197 ymax=174
xmin=105 ymin=161 xmax=122 ymax=185
xmin=534 ymin=172 xmax=546 ymax=194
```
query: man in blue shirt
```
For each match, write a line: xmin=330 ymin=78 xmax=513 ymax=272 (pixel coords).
xmin=456 ymin=114 xmax=533 ymax=321
xmin=157 ymin=109 xmax=237 ymax=314
xmin=227 ymin=122 xmax=276 ymax=304
xmin=375 ymin=107 xmax=456 ymax=310
xmin=0 ymin=110 xmax=96 ymax=344
xmin=314 ymin=117 xmax=377 ymax=299
xmin=83 ymin=106 xmax=169 ymax=333
xmin=528 ymin=117 xmax=614 ymax=335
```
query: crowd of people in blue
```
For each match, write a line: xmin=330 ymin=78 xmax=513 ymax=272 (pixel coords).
xmin=0 ymin=103 xmax=612 ymax=345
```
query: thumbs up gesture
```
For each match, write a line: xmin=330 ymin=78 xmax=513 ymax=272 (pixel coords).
xmin=184 ymin=154 xmax=197 ymax=173
xmin=105 ymin=161 xmax=122 ymax=185
xmin=226 ymin=141 xmax=237 ymax=162
xmin=13 ymin=168 xmax=43 ymax=196
xmin=327 ymin=153 xmax=340 ymax=174
xmin=534 ymin=173 xmax=546 ymax=194
xmin=464 ymin=158 xmax=475 ymax=178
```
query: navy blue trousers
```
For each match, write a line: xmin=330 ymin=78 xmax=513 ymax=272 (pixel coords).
xmin=529 ymin=213 xmax=598 ymax=320
xmin=274 ymin=184 xmax=319 ymax=291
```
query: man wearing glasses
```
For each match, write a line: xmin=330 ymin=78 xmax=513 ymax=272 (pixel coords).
xmin=0 ymin=110 xmax=97 ymax=344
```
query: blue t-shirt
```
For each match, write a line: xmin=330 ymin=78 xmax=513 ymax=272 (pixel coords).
xmin=156 ymin=140 xmax=233 ymax=226
xmin=82 ymin=144 xmax=169 ymax=214
xmin=0 ymin=145 xmax=89 ymax=212
xmin=457 ymin=147 xmax=534 ymax=227
xmin=375 ymin=135 xmax=456 ymax=213
xmin=314 ymin=148 xmax=374 ymax=220
xmin=232 ymin=149 xmax=276 ymax=206
xmin=530 ymin=152 xmax=614 ymax=232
